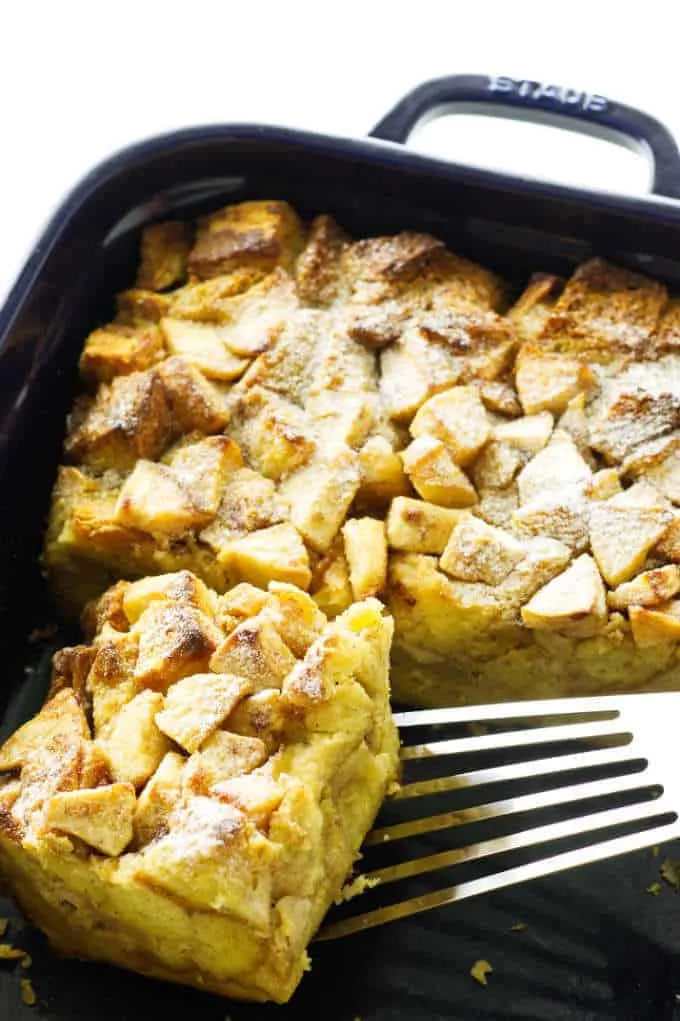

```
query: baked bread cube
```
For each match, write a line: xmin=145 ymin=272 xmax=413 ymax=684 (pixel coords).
xmin=65 ymin=369 xmax=172 ymax=471
xmin=187 ymin=201 xmax=303 ymax=280
xmin=79 ymin=324 xmax=166 ymax=381
xmin=0 ymin=573 xmax=399 ymax=1003
xmin=538 ymin=258 xmax=667 ymax=362
xmin=136 ymin=222 xmax=191 ymax=292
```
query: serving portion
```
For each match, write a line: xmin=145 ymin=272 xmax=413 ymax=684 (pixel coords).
xmin=44 ymin=199 xmax=680 ymax=705
xmin=0 ymin=571 xmax=398 ymax=1003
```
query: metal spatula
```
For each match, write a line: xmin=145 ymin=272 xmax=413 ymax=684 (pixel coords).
xmin=319 ymin=693 xmax=680 ymax=940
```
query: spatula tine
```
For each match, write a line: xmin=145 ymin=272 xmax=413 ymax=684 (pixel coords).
xmin=400 ymin=716 xmax=630 ymax=761
xmin=395 ymin=745 xmax=646 ymax=800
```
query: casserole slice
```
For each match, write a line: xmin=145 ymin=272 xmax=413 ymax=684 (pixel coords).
xmin=0 ymin=571 xmax=399 ymax=1003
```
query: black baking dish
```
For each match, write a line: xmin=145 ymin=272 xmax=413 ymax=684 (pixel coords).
xmin=3 ymin=75 xmax=680 ymax=1020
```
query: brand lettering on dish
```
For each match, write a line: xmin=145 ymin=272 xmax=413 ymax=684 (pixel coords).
xmin=488 ymin=76 xmax=608 ymax=113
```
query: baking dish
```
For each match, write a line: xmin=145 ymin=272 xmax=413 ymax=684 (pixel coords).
xmin=3 ymin=74 xmax=680 ymax=1019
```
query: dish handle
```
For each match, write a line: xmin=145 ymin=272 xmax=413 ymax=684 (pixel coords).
xmin=370 ymin=73 xmax=680 ymax=199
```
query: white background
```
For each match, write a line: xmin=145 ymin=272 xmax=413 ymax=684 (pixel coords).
xmin=2 ymin=0 xmax=680 ymax=303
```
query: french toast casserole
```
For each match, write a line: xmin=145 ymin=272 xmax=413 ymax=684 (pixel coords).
xmin=43 ymin=199 xmax=680 ymax=706
xmin=5 ymin=196 xmax=680 ymax=1003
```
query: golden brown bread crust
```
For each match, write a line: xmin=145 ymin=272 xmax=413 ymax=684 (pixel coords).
xmin=43 ymin=199 xmax=680 ymax=706
xmin=0 ymin=573 xmax=398 ymax=1002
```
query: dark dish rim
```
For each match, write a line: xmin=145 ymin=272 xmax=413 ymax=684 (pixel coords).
xmin=4 ymin=116 xmax=680 ymax=343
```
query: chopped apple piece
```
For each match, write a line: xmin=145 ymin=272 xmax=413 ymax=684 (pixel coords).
xmin=166 ymin=436 xmax=243 ymax=516
xmin=517 ymin=431 xmax=592 ymax=505
xmin=410 ymin=386 xmax=490 ymax=466
xmin=607 ymin=565 xmax=680 ymax=610
xmin=45 ymin=783 xmax=136 ymax=856
xmin=496 ymin=536 xmax=572 ymax=611
xmin=357 ymin=435 xmax=411 ymax=506
xmin=184 ymin=731 xmax=268 ymax=793
xmin=479 ymin=380 xmax=522 ymax=417
xmin=306 ymin=392 xmax=375 ymax=451
xmin=132 ymin=602 xmax=222 ymax=691
xmin=266 ymin=582 xmax=327 ymax=657
xmin=385 ymin=497 xmax=468 ymax=554
xmin=342 ymin=518 xmax=388 ymax=600
xmin=155 ymin=673 xmax=252 ymax=753
xmin=216 ymin=583 xmax=270 ymax=633
xmin=220 ymin=523 xmax=312 ymax=590
xmin=123 ymin=570 xmax=216 ymax=624
xmin=225 ymin=688 xmax=288 ymax=751
xmin=0 ymin=690 xmax=89 ymax=772
xmin=515 ymin=345 xmax=595 ymax=414
xmin=160 ymin=318 xmax=249 ymax=380
xmin=472 ymin=441 xmax=524 ymax=490
xmin=589 ymin=499 xmax=673 ymax=586
xmin=494 ymin=411 xmax=554 ymax=452
xmin=584 ymin=469 xmax=622 ymax=502
xmin=513 ymin=491 xmax=589 ymax=553
xmin=97 ymin=690 xmax=170 ymax=788
xmin=133 ymin=751 xmax=185 ymax=846
xmin=401 ymin=435 xmax=477 ymax=508
xmin=200 ymin=467 xmax=286 ymax=556
xmin=158 ymin=356 xmax=230 ymax=433
xmin=521 ymin=554 xmax=607 ymax=637
xmin=440 ymin=517 xmax=525 ymax=585
xmin=310 ymin=539 xmax=353 ymax=619
xmin=115 ymin=460 xmax=210 ymax=535
xmin=213 ymin=772 xmax=285 ymax=828
xmin=210 ymin=616 xmax=297 ymax=690
xmin=630 ymin=602 xmax=680 ymax=647
xmin=279 ymin=449 xmax=360 ymax=553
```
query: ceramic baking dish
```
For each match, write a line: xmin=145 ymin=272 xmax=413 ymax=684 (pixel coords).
xmin=3 ymin=75 xmax=680 ymax=1020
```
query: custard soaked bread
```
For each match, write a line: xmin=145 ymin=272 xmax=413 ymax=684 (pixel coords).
xmin=0 ymin=572 xmax=398 ymax=1002
xmin=44 ymin=199 xmax=680 ymax=705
